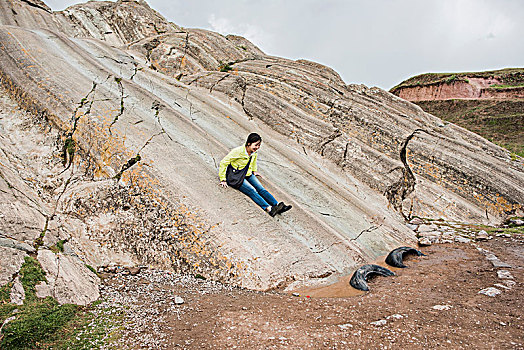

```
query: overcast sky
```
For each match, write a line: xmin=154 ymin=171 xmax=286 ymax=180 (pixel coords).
xmin=45 ymin=0 xmax=524 ymax=90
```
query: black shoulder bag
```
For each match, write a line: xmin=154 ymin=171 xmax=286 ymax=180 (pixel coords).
xmin=226 ymin=156 xmax=252 ymax=189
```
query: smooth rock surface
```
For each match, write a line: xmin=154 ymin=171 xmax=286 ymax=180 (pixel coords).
xmin=0 ymin=247 xmax=27 ymax=286
xmin=10 ymin=276 xmax=25 ymax=305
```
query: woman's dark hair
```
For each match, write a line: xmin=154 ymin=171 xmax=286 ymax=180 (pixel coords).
xmin=245 ymin=133 xmax=262 ymax=146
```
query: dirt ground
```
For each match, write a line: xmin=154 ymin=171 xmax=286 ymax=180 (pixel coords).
xmin=102 ymin=236 xmax=523 ymax=349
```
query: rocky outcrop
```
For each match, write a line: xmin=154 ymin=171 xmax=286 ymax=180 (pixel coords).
xmin=0 ymin=0 xmax=523 ymax=297
xmin=391 ymin=69 xmax=524 ymax=101
xmin=36 ymin=249 xmax=100 ymax=306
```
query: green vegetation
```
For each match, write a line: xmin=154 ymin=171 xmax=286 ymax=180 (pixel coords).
xmin=219 ymin=62 xmax=233 ymax=72
xmin=418 ymin=217 xmax=524 ymax=237
xmin=1 ymin=257 xmax=79 ymax=349
xmin=85 ymin=264 xmax=98 ymax=276
xmin=1 ymin=297 xmax=78 ymax=349
xmin=489 ymin=83 xmax=524 ymax=89
xmin=0 ymin=256 xmax=122 ymax=349
xmin=62 ymin=136 xmax=76 ymax=165
xmin=50 ymin=239 xmax=66 ymax=254
xmin=0 ymin=283 xmax=16 ymax=323
xmin=415 ymin=99 xmax=524 ymax=157
xmin=19 ymin=256 xmax=46 ymax=301
xmin=39 ymin=300 xmax=125 ymax=349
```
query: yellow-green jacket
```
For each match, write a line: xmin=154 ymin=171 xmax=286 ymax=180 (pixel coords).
xmin=219 ymin=145 xmax=258 ymax=181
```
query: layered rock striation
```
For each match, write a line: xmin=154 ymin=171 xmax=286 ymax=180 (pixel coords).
xmin=1 ymin=0 xmax=523 ymax=298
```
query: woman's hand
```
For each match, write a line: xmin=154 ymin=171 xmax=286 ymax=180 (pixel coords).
xmin=219 ymin=181 xmax=228 ymax=188
xmin=253 ymin=171 xmax=261 ymax=177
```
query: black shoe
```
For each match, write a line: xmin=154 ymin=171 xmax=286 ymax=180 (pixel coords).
xmin=277 ymin=202 xmax=292 ymax=214
xmin=268 ymin=202 xmax=284 ymax=217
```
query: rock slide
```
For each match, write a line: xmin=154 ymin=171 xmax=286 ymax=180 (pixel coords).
xmin=0 ymin=0 xmax=523 ymax=302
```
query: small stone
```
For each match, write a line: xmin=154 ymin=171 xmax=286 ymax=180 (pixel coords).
xmin=35 ymin=281 xmax=52 ymax=299
xmin=432 ymin=304 xmax=452 ymax=311
xmin=410 ymin=218 xmax=424 ymax=225
xmin=338 ymin=323 xmax=353 ymax=329
xmin=10 ymin=277 xmax=25 ymax=305
xmin=478 ymin=287 xmax=502 ymax=297
xmin=370 ymin=319 xmax=387 ymax=326
xmin=497 ymin=270 xmax=514 ymax=280
xmin=494 ymin=283 xmax=511 ymax=290
xmin=476 ymin=230 xmax=489 ymax=240
xmin=503 ymin=280 xmax=516 ymax=288
xmin=62 ymin=242 xmax=76 ymax=256
xmin=485 ymin=253 xmax=512 ymax=268
xmin=292 ymin=292 xmax=300 ymax=297
xmin=174 ymin=296 xmax=184 ymax=304
xmin=387 ymin=314 xmax=404 ymax=319
xmin=127 ymin=267 xmax=141 ymax=275
xmin=441 ymin=233 xmax=454 ymax=240
xmin=14 ymin=242 xmax=36 ymax=254
xmin=105 ymin=266 xmax=117 ymax=273
xmin=491 ymin=260 xmax=512 ymax=268
xmin=419 ymin=231 xmax=441 ymax=238
xmin=406 ymin=223 xmax=418 ymax=231
xmin=418 ymin=237 xmax=432 ymax=246
xmin=509 ymin=219 xmax=524 ymax=226
xmin=0 ymin=316 xmax=16 ymax=333
xmin=454 ymin=236 xmax=471 ymax=244
xmin=418 ymin=224 xmax=438 ymax=233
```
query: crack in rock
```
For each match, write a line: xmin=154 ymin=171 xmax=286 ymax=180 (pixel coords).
xmin=384 ymin=128 xmax=428 ymax=219
xmin=319 ymin=129 xmax=342 ymax=156
xmin=350 ymin=225 xmax=379 ymax=241
xmin=209 ymin=73 xmax=230 ymax=93
xmin=109 ymin=77 xmax=126 ymax=132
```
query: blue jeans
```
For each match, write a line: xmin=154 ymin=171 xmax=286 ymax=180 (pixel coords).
xmin=238 ymin=175 xmax=278 ymax=210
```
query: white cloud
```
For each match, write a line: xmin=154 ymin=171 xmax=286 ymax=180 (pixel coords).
xmin=207 ymin=14 xmax=272 ymax=52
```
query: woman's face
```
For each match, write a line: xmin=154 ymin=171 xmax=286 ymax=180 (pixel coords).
xmin=247 ymin=140 xmax=261 ymax=153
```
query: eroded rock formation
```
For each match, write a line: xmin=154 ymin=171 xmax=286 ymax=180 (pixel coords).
xmin=390 ymin=70 xmax=524 ymax=101
xmin=0 ymin=0 xmax=523 ymax=300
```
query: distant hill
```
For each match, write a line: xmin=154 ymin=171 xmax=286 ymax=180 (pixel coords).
xmin=390 ymin=68 xmax=524 ymax=156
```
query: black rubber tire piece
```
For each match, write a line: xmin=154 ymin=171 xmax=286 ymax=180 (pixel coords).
xmin=349 ymin=264 xmax=395 ymax=291
xmin=385 ymin=246 xmax=425 ymax=268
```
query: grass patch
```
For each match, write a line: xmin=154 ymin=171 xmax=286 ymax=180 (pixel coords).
xmin=489 ymin=83 xmax=524 ymax=89
xmin=0 ymin=283 xmax=12 ymax=303
xmin=413 ymin=99 xmax=524 ymax=156
xmin=415 ymin=217 xmax=524 ymax=239
xmin=1 ymin=297 xmax=78 ymax=349
xmin=19 ymin=256 xmax=46 ymax=301
xmin=49 ymin=240 xmax=66 ymax=254
xmin=0 ymin=257 xmax=120 ymax=349
xmin=219 ymin=63 xmax=233 ymax=72
xmin=1 ymin=257 xmax=82 ymax=349
xmin=1 ymin=283 xmax=16 ymax=324
xmin=85 ymin=264 xmax=98 ymax=276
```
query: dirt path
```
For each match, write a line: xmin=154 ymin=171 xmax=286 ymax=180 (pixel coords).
xmin=98 ymin=236 xmax=523 ymax=349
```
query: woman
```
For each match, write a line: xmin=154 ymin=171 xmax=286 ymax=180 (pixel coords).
xmin=219 ymin=133 xmax=292 ymax=217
